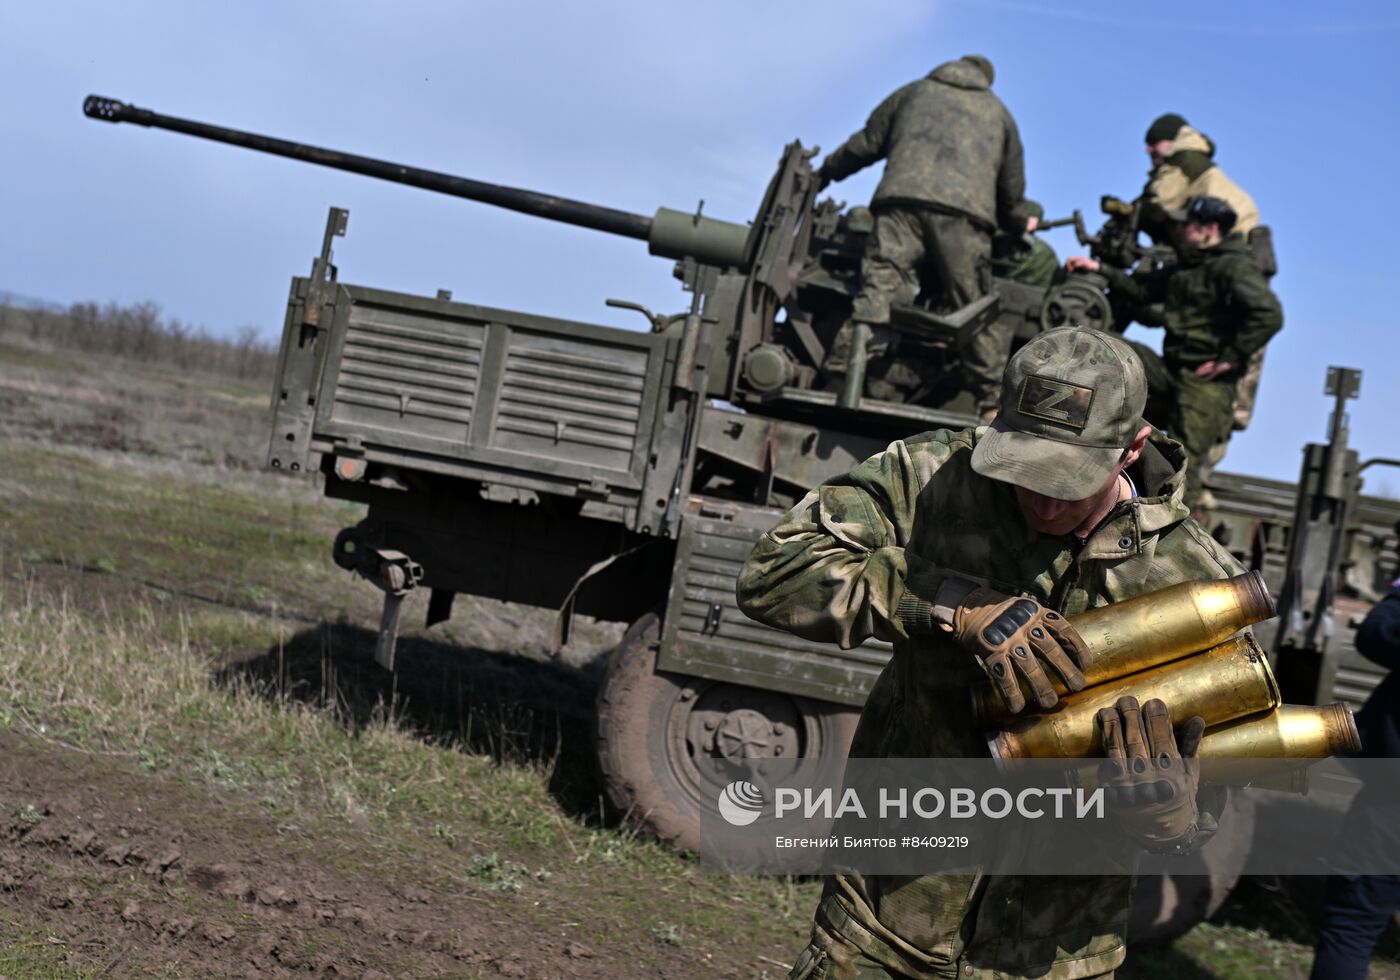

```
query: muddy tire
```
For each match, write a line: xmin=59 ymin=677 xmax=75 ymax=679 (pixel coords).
xmin=1128 ymin=789 xmax=1257 ymax=944
xmin=596 ymin=611 xmax=859 ymax=853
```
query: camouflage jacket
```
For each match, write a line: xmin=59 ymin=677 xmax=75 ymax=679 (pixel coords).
xmin=1137 ymin=126 xmax=1261 ymax=245
xmin=1099 ymin=235 xmax=1283 ymax=370
xmin=996 ymin=233 xmax=1060 ymax=288
xmin=737 ymin=428 xmax=1238 ymax=979
xmin=820 ymin=60 xmax=1028 ymax=234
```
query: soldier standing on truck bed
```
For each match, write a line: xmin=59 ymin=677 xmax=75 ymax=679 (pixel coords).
xmin=739 ymin=327 xmax=1230 ymax=979
xmin=1138 ymin=113 xmax=1277 ymax=434
xmin=1066 ymin=196 xmax=1284 ymax=514
xmin=816 ymin=54 xmax=1032 ymax=418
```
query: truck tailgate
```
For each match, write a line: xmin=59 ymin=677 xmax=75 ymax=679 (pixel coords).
xmin=270 ymin=279 xmax=672 ymax=508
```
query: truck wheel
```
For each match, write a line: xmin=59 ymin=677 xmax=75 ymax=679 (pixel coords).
xmin=596 ymin=611 xmax=859 ymax=853
xmin=1128 ymin=790 xmax=1257 ymax=943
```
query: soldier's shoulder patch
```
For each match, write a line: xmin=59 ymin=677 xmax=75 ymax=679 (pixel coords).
xmin=1017 ymin=375 xmax=1094 ymax=429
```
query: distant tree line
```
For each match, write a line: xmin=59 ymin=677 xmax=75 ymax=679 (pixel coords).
xmin=0 ymin=298 xmax=277 ymax=381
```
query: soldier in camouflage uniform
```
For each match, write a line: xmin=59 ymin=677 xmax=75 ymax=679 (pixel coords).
xmin=1066 ymin=197 xmax=1283 ymax=512
xmin=739 ymin=327 xmax=1233 ymax=979
xmin=1137 ymin=113 xmax=1275 ymax=433
xmin=995 ymin=199 xmax=1060 ymax=288
xmin=1138 ymin=114 xmax=1260 ymax=248
xmin=817 ymin=54 xmax=1030 ymax=417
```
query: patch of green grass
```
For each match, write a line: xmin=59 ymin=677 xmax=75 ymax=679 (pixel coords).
xmin=466 ymin=852 xmax=531 ymax=892
xmin=200 ymin=748 xmax=240 ymax=786
xmin=0 ymin=582 xmax=633 ymax=860
xmin=1174 ymin=923 xmax=1314 ymax=975
xmin=0 ymin=923 xmax=103 ymax=978
xmin=0 ymin=442 xmax=349 ymax=615
xmin=650 ymin=921 xmax=684 ymax=947
xmin=138 ymin=744 xmax=168 ymax=771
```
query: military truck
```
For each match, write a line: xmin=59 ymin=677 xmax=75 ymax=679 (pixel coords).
xmin=85 ymin=96 xmax=1400 ymax=888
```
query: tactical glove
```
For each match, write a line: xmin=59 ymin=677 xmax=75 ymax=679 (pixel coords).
xmin=1097 ymin=696 xmax=1205 ymax=848
xmin=947 ymin=585 xmax=1093 ymax=713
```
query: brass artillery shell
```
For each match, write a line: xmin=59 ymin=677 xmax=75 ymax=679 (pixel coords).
xmin=1198 ymin=703 xmax=1361 ymax=759
xmin=988 ymin=632 xmax=1280 ymax=761
xmin=1065 ymin=704 xmax=1358 ymax=794
xmin=972 ymin=571 xmax=1276 ymax=726
xmin=1069 ymin=757 xmax=1312 ymax=795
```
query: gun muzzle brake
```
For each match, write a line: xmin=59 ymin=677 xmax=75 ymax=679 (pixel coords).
xmin=83 ymin=96 xmax=152 ymax=126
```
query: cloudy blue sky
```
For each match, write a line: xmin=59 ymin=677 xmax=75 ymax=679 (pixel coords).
xmin=3 ymin=1 xmax=1397 ymax=486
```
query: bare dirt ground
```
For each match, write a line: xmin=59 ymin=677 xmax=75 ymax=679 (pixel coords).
xmin=0 ymin=324 xmax=1397 ymax=978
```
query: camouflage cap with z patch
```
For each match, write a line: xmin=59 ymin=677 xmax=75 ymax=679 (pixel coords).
xmin=971 ymin=327 xmax=1147 ymax=500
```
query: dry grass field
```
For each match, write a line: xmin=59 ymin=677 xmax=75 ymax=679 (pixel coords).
xmin=0 ymin=303 xmax=1395 ymax=977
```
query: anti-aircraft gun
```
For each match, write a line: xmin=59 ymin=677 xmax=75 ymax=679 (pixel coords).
xmin=84 ymin=93 xmax=1119 ymax=848
xmin=83 ymin=96 xmax=1113 ymax=432
xmin=85 ymin=98 xmax=1400 ymax=877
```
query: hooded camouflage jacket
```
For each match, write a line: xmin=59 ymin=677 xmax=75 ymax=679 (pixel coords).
xmin=820 ymin=60 xmax=1028 ymax=234
xmin=1139 ymin=125 xmax=1260 ymax=245
xmin=1099 ymin=235 xmax=1283 ymax=370
xmin=737 ymin=427 xmax=1236 ymax=978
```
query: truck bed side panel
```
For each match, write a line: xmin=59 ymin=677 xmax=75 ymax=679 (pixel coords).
xmin=658 ymin=509 xmax=889 ymax=706
xmin=278 ymin=281 xmax=672 ymax=509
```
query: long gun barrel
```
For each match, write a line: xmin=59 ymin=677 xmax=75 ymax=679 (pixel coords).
xmin=83 ymin=95 xmax=752 ymax=269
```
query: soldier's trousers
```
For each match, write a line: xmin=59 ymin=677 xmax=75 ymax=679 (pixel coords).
xmin=1309 ymin=874 xmax=1400 ymax=980
xmin=848 ymin=206 xmax=1001 ymax=409
xmin=1235 ymin=225 xmax=1277 ymax=432
xmin=1231 ymin=347 xmax=1266 ymax=431
xmin=788 ymin=925 xmax=1116 ymax=979
xmin=1130 ymin=343 xmax=1236 ymax=509
xmin=787 ymin=876 xmax=1120 ymax=979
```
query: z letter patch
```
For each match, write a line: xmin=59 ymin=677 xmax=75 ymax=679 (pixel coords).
xmin=1018 ymin=375 xmax=1094 ymax=429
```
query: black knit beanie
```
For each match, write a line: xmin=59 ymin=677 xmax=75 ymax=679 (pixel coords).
xmin=1145 ymin=113 xmax=1187 ymax=144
